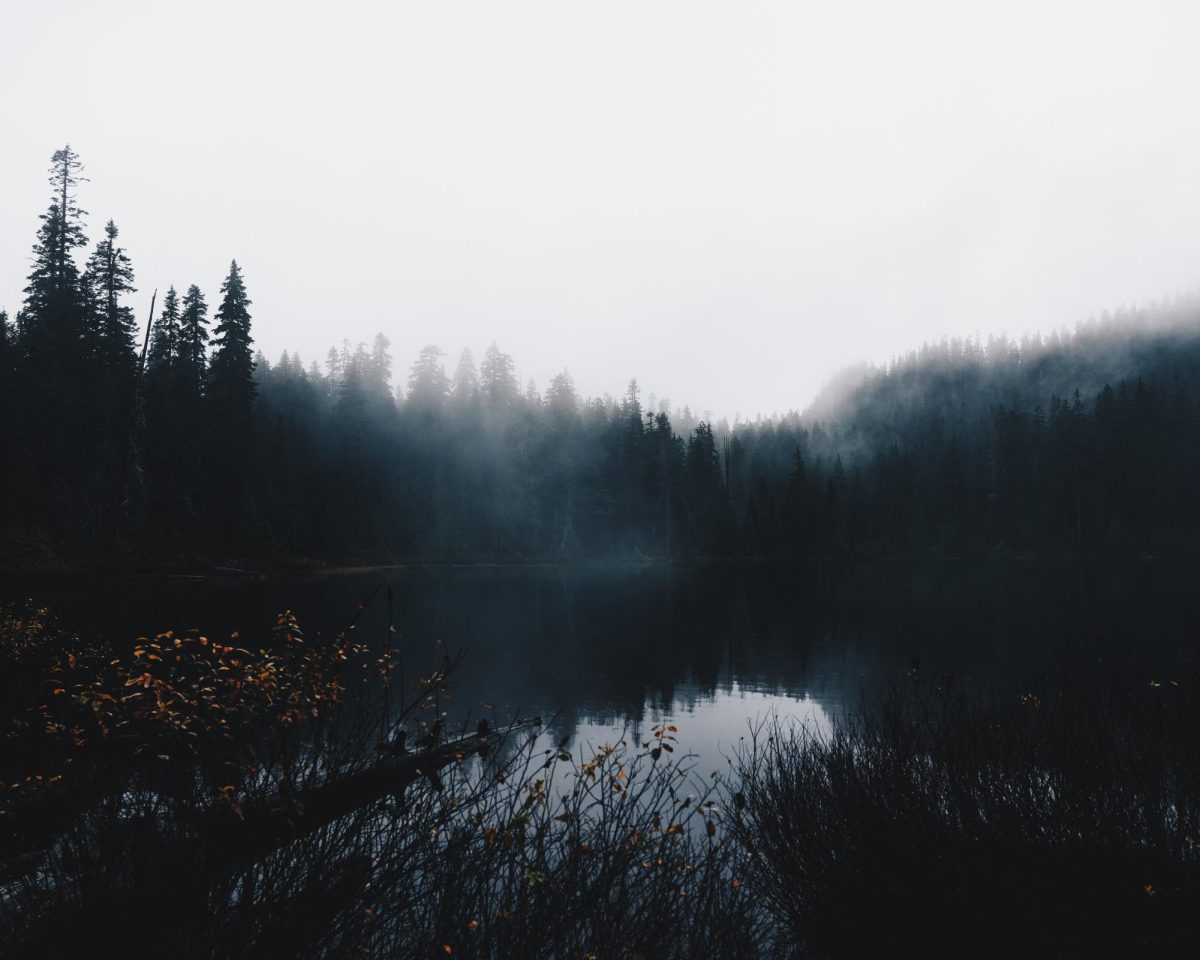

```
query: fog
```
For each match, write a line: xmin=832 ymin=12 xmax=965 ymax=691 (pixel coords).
xmin=3 ymin=0 xmax=1200 ymax=417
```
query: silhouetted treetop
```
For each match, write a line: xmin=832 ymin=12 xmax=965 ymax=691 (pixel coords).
xmin=208 ymin=259 xmax=256 ymax=418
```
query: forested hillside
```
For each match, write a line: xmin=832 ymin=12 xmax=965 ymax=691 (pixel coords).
xmin=744 ymin=308 xmax=1200 ymax=557
xmin=3 ymin=147 xmax=1198 ymax=567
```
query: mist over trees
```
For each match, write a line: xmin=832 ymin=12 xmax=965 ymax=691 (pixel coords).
xmin=3 ymin=147 xmax=1200 ymax=568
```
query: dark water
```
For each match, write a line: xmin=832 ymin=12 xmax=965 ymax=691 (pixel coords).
xmin=5 ymin=560 xmax=1198 ymax=770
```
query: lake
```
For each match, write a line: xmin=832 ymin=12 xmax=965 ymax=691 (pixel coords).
xmin=5 ymin=560 xmax=1198 ymax=773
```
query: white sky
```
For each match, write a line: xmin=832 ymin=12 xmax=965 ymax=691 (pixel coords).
xmin=3 ymin=1 xmax=1200 ymax=418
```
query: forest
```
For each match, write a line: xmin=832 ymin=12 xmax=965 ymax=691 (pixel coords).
xmin=3 ymin=146 xmax=1200 ymax=570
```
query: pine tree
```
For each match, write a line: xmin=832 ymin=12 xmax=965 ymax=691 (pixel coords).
xmin=545 ymin=369 xmax=578 ymax=419
xmin=204 ymin=261 xmax=256 ymax=539
xmin=622 ymin=378 xmax=643 ymax=421
xmin=325 ymin=346 xmax=344 ymax=394
xmin=480 ymin=342 xmax=518 ymax=405
xmin=21 ymin=146 xmax=89 ymax=382
xmin=178 ymin=284 xmax=209 ymax=400
xmin=0 ymin=309 xmax=10 ymax=375
xmin=686 ymin=421 xmax=724 ymax=551
xmin=84 ymin=219 xmax=137 ymax=375
xmin=368 ymin=333 xmax=393 ymax=401
xmin=451 ymin=348 xmax=480 ymax=403
xmin=208 ymin=260 xmax=256 ymax=419
xmin=407 ymin=345 xmax=449 ymax=408
xmin=147 ymin=284 xmax=181 ymax=375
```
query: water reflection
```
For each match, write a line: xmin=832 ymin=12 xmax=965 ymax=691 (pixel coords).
xmin=5 ymin=560 xmax=1196 ymax=760
xmin=558 ymin=686 xmax=832 ymax=778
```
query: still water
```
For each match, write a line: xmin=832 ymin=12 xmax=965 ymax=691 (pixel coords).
xmin=6 ymin=561 xmax=1198 ymax=771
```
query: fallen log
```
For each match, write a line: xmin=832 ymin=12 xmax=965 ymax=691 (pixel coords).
xmin=0 ymin=717 xmax=542 ymax=888
xmin=204 ymin=716 xmax=542 ymax=870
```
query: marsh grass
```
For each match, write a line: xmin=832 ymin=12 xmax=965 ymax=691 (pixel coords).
xmin=733 ymin=665 xmax=1200 ymax=957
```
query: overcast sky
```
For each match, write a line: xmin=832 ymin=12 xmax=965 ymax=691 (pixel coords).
xmin=3 ymin=1 xmax=1199 ymax=418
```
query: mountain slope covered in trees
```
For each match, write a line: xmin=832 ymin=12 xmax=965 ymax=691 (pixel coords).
xmin=2 ymin=147 xmax=1198 ymax=568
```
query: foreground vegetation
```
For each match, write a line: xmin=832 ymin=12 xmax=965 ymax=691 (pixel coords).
xmin=0 ymin=601 xmax=761 ymax=959
xmin=735 ymin=665 xmax=1200 ymax=956
xmin=2 ymin=600 xmax=1198 ymax=957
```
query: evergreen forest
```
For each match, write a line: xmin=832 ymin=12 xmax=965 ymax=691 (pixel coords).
xmin=3 ymin=147 xmax=1199 ymax=569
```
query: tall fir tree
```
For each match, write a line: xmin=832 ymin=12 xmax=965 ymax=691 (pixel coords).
xmin=451 ymin=347 xmax=480 ymax=403
xmin=147 ymin=284 xmax=181 ymax=375
xmin=205 ymin=261 xmax=256 ymax=539
xmin=20 ymin=146 xmax=89 ymax=384
xmin=0 ymin=309 xmax=10 ymax=374
xmin=408 ymin=345 xmax=449 ymax=408
xmin=78 ymin=219 xmax=140 ymax=548
xmin=84 ymin=219 xmax=137 ymax=376
xmin=9 ymin=146 xmax=98 ymax=544
xmin=178 ymin=284 xmax=209 ymax=400
xmin=325 ymin=346 xmax=344 ymax=396
xmin=208 ymin=260 xmax=255 ymax=419
xmin=545 ymin=369 xmax=578 ymax=419
xmin=368 ymin=332 xmax=394 ymax=401
xmin=480 ymin=342 xmax=518 ymax=406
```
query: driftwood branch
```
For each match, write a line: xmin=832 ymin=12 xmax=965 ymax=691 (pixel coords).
xmin=205 ymin=716 xmax=541 ymax=870
xmin=0 ymin=717 xmax=542 ymax=887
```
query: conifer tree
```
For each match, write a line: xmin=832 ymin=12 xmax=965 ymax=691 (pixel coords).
xmin=204 ymin=261 xmax=256 ymax=538
xmin=686 ymin=422 xmax=723 ymax=509
xmin=451 ymin=348 xmax=480 ymax=403
xmin=545 ymin=369 xmax=578 ymax=419
xmin=21 ymin=146 xmax=89 ymax=380
xmin=147 ymin=284 xmax=181 ymax=374
xmin=368 ymin=333 xmax=394 ymax=401
xmin=325 ymin=346 xmax=344 ymax=395
xmin=623 ymin=378 xmax=643 ymax=421
xmin=480 ymin=342 xmax=518 ymax=405
xmin=0 ymin=309 xmax=10 ymax=374
xmin=178 ymin=284 xmax=209 ymax=400
xmin=84 ymin=219 xmax=137 ymax=374
xmin=208 ymin=260 xmax=256 ymax=419
xmin=408 ymin=345 xmax=449 ymax=408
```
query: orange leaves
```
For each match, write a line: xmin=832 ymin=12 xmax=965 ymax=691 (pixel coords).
xmin=9 ymin=608 xmax=372 ymax=801
xmin=649 ymin=721 xmax=679 ymax=760
xmin=218 ymin=784 xmax=244 ymax=821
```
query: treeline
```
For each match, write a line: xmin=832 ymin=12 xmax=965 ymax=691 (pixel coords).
xmin=3 ymin=147 xmax=1199 ymax=567
xmin=766 ymin=312 xmax=1200 ymax=557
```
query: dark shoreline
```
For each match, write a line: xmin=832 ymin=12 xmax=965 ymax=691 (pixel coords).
xmin=1 ymin=547 xmax=1183 ymax=585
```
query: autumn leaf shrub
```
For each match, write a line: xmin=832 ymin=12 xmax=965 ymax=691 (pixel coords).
xmin=0 ymin=603 xmax=770 ymax=960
